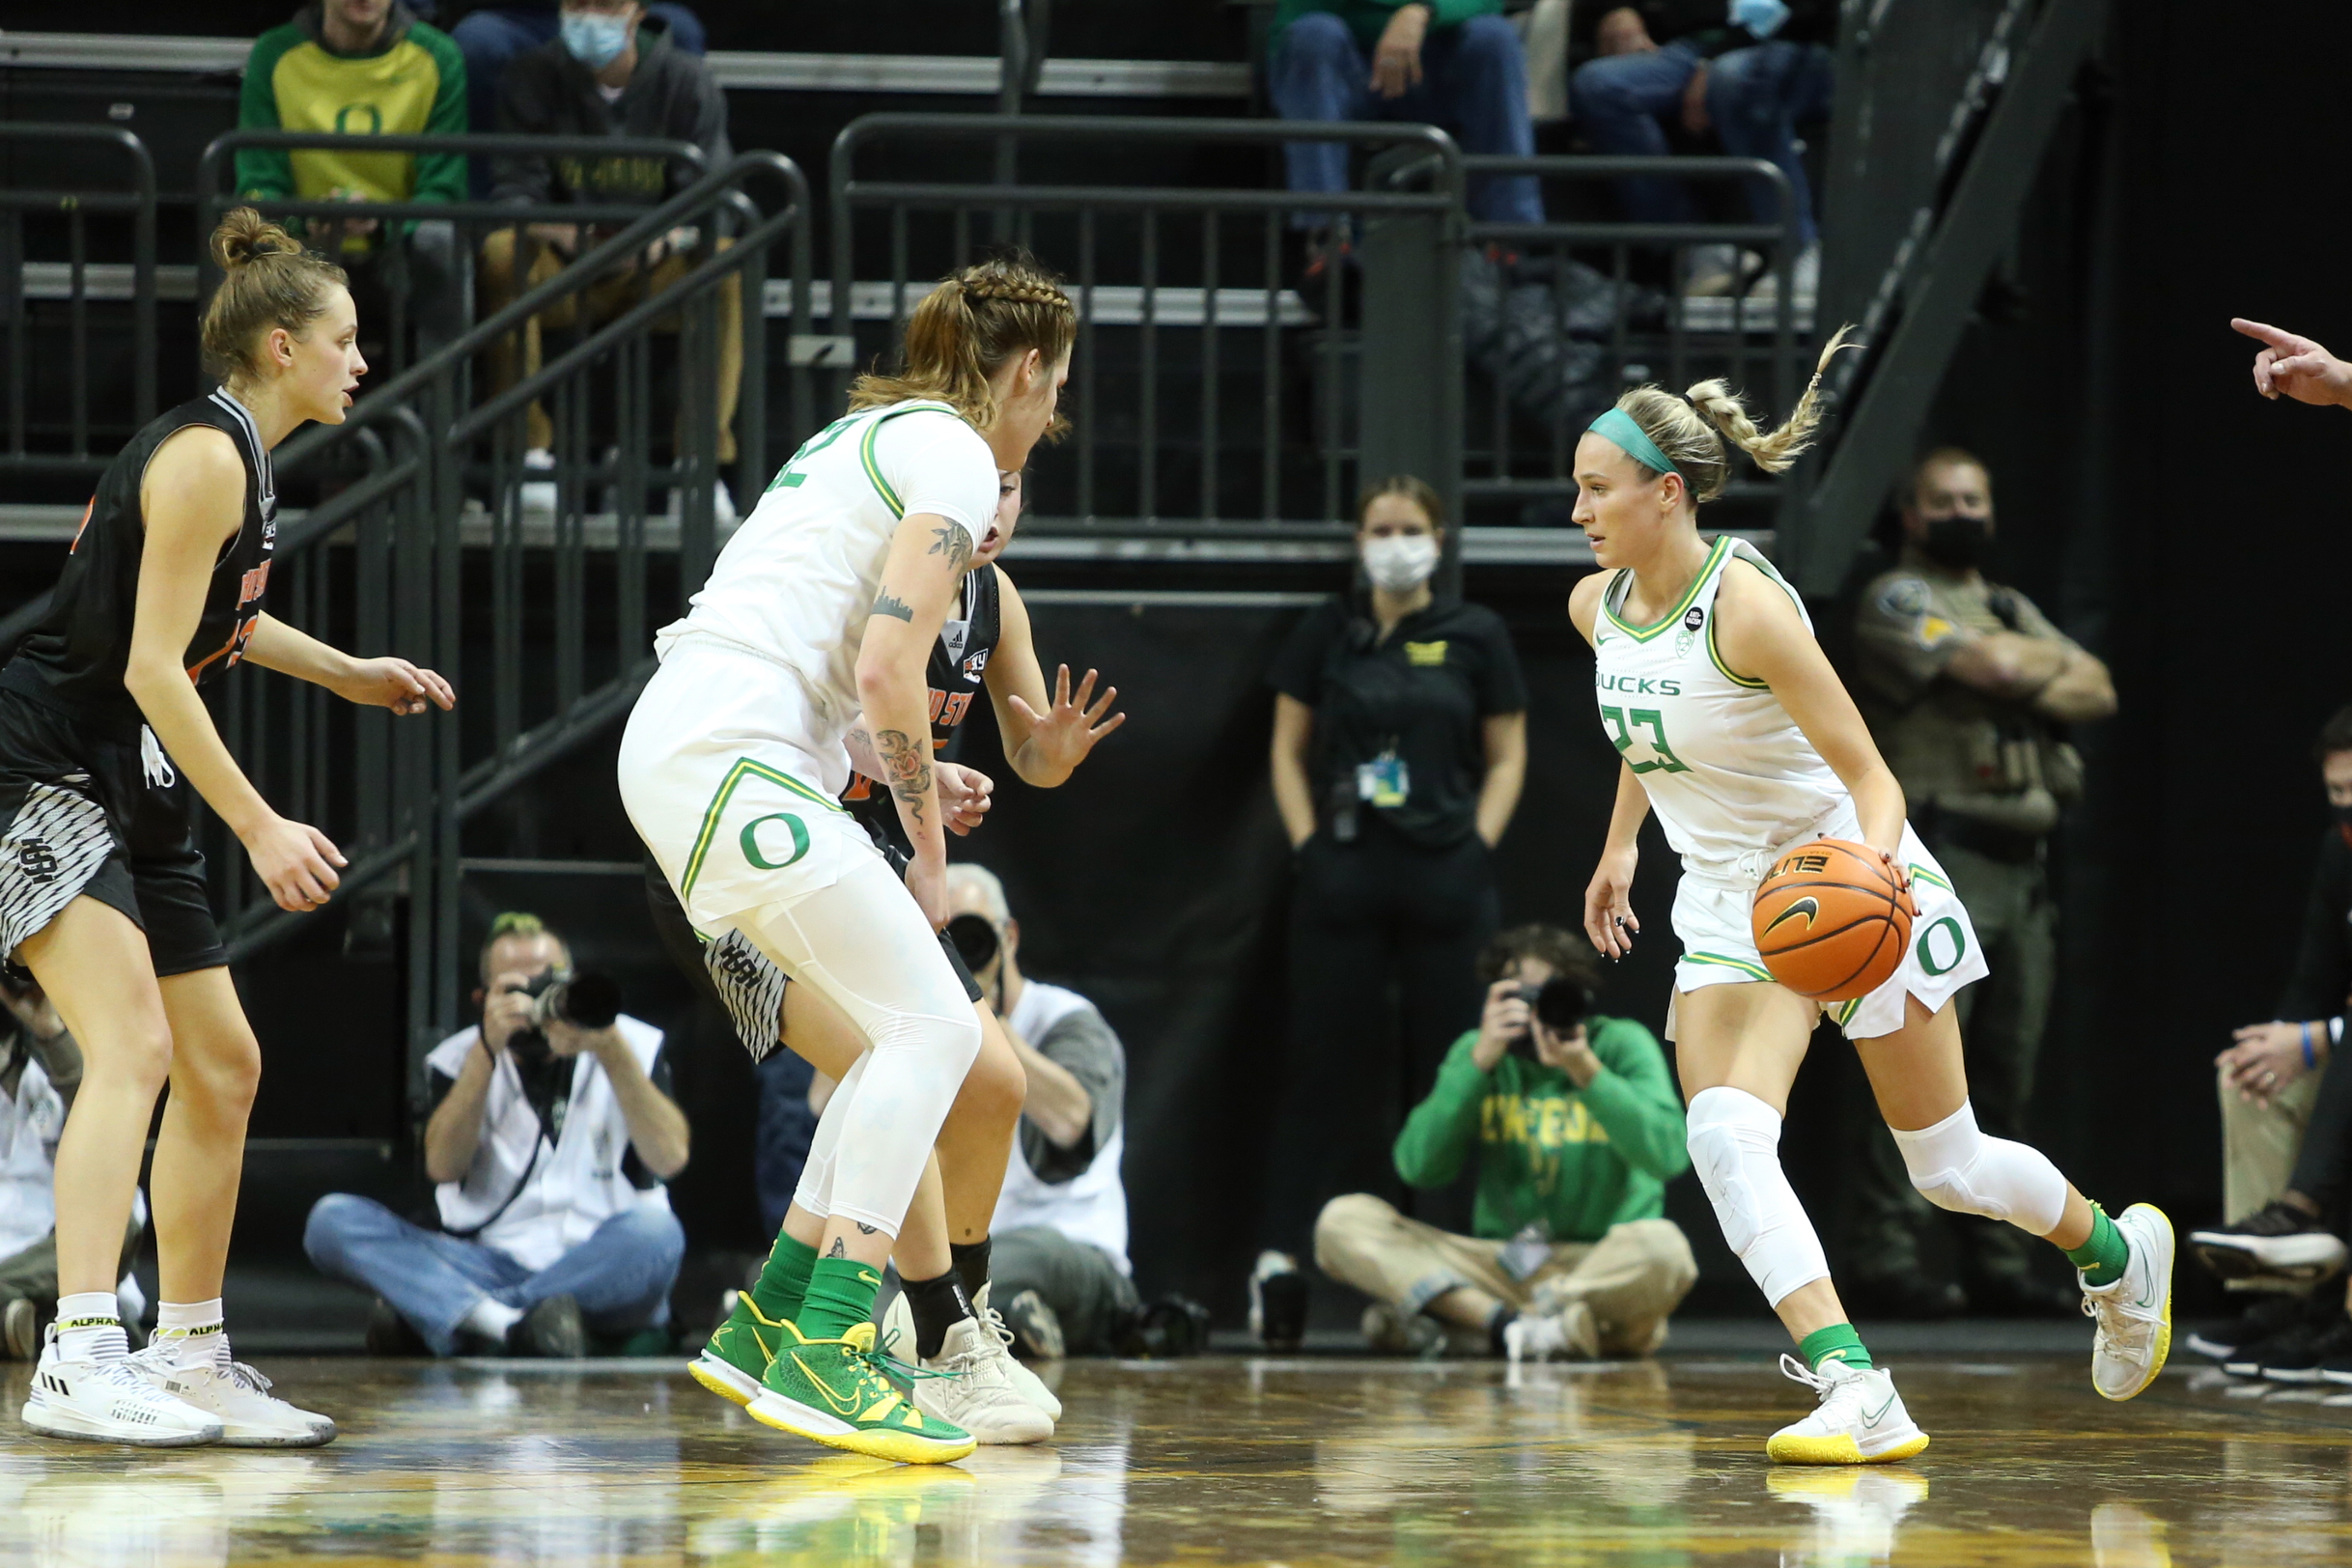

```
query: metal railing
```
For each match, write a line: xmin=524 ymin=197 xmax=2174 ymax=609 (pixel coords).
xmin=0 ymin=124 xmax=156 ymax=481
xmin=829 ymin=113 xmax=1464 ymax=532
xmin=1458 ymin=154 xmax=1806 ymax=524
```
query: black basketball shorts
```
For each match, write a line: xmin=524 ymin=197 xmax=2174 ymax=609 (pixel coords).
xmin=0 ymin=688 xmax=227 ymax=979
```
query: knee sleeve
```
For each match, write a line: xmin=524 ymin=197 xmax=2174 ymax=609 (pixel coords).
xmin=790 ymin=1052 xmax=870 ymax=1220
xmin=1684 ymin=1086 xmax=1829 ymax=1307
xmin=1890 ymin=1100 xmax=2068 ymax=1236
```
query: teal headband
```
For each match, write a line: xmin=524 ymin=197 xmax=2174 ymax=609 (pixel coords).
xmin=1587 ymin=406 xmax=1680 ymax=480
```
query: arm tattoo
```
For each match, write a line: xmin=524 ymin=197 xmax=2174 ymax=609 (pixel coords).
xmin=871 ymin=590 xmax=915 ymax=624
xmin=876 ymin=727 xmax=934 ymax=833
xmin=928 ymin=523 xmax=974 ymax=571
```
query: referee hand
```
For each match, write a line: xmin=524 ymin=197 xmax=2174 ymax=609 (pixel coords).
xmin=245 ymin=814 xmax=346 ymax=913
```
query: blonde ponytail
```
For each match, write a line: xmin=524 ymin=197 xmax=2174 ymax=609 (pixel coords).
xmin=1610 ymin=325 xmax=1859 ymax=502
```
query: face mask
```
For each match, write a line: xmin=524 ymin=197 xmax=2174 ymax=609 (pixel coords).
xmin=1361 ymin=534 xmax=1439 ymax=593
xmin=561 ymin=13 xmax=631 ymax=70
xmin=1918 ymin=514 xmax=1991 ymax=571
xmin=2333 ymin=802 xmax=2352 ymax=832
xmin=1731 ymin=0 xmax=1791 ymax=38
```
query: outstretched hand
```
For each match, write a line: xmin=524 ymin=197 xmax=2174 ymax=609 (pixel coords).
xmin=2233 ymin=319 xmax=2352 ymax=408
xmin=1007 ymin=665 xmax=1126 ymax=781
xmin=338 ymin=657 xmax=455 ymax=716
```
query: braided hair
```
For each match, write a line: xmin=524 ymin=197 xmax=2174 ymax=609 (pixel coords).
xmin=850 ymin=253 xmax=1077 ymax=434
xmin=1610 ymin=325 xmax=1857 ymax=503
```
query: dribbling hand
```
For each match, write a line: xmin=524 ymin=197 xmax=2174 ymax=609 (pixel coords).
xmin=245 ymin=814 xmax=347 ymax=912
xmin=1584 ymin=847 xmax=1640 ymax=959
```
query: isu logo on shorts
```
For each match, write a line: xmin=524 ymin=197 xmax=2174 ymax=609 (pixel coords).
xmin=15 ymin=840 xmax=58 ymax=883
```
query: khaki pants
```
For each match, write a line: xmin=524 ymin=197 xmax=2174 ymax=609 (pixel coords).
xmin=1314 ymin=1193 xmax=1696 ymax=1357
xmin=477 ymin=227 xmax=742 ymax=462
xmin=2221 ymin=1060 xmax=2323 ymax=1222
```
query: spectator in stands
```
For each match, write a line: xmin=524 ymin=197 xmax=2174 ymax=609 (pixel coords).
xmin=1252 ymin=476 xmax=1528 ymax=1348
xmin=449 ymin=0 xmax=706 ymax=198
xmin=0 ymin=985 xmax=145 ymax=1361
xmin=238 ymin=0 xmax=471 ymax=366
xmin=1569 ymin=2 xmax=1834 ymax=300
xmin=478 ymin=0 xmax=741 ymax=518
xmin=1315 ymin=925 xmax=1696 ymax=1358
xmin=2188 ymin=706 xmax=2352 ymax=1290
xmin=1268 ymin=1 xmax=1544 ymax=274
xmin=886 ymin=866 xmax=1140 ymax=1360
xmin=304 ymin=912 xmax=688 ymax=1357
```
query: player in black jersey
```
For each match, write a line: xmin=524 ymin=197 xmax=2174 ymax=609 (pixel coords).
xmin=648 ymin=469 xmax=1124 ymax=1442
xmin=14 ymin=211 xmax=452 ymax=1448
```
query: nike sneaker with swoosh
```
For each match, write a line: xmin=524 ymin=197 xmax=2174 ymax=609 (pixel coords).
xmin=1765 ymin=1355 xmax=1930 ymax=1465
xmin=748 ymin=1320 xmax=976 ymax=1465
xmin=690 ymin=1293 xmax=791 ymax=1407
xmin=2083 ymin=1203 xmax=2174 ymax=1401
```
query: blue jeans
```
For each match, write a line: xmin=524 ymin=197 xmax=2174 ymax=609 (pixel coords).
xmin=1270 ymin=12 xmax=1542 ymax=227
xmin=1570 ymin=40 xmax=1831 ymax=246
xmin=304 ymin=1192 xmax=684 ymax=1356
xmin=451 ymin=4 xmax=711 ymax=198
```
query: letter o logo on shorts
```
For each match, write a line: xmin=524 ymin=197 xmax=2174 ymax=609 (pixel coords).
xmin=1915 ymin=915 xmax=1968 ymax=977
xmin=739 ymin=812 xmax=810 ymax=870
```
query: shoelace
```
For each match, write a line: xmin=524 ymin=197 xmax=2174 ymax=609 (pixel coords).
xmin=2081 ymin=1290 xmax=2159 ymax=1364
xmin=977 ymin=1302 xmax=1020 ymax=1357
xmin=1778 ymin=1352 xmax=1834 ymax=1399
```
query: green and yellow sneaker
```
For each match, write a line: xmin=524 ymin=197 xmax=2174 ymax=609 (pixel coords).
xmin=690 ymin=1293 xmax=789 ymax=1408
xmin=747 ymin=1320 xmax=975 ymax=1465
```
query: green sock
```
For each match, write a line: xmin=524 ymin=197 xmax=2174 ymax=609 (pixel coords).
xmin=748 ymin=1232 xmax=820 ymax=1324
xmin=2064 ymin=1206 xmax=2131 ymax=1288
xmin=1798 ymin=1323 xmax=1873 ymax=1373
xmin=797 ymin=1255 xmax=885 ymax=1342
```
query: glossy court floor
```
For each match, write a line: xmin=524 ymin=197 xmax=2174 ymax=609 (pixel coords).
xmin=4 ymin=1350 xmax=2351 ymax=1566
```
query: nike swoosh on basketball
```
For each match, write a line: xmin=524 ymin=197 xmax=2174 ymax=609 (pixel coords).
xmin=1761 ymin=897 xmax=1820 ymax=937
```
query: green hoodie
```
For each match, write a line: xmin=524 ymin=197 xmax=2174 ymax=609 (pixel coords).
xmin=1393 ymin=1015 xmax=1687 ymax=1243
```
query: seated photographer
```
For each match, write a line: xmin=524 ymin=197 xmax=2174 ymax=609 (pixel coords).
xmin=304 ymin=912 xmax=687 ymax=1357
xmin=0 ymin=984 xmax=145 ymax=1360
xmin=1315 ymin=925 xmax=1694 ymax=1358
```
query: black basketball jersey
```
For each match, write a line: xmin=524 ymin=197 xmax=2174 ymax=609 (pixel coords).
xmin=5 ymin=389 xmax=276 ymax=728
xmin=844 ymin=563 xmax=1003 ymax=860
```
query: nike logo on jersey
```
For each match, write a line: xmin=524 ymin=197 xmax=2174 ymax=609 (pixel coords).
xmin=1761 ymin=898 xmax=1820 ymax=937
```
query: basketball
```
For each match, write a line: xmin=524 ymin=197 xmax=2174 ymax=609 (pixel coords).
xmin=1750 ymin=838 xmax=1914 ymax=1002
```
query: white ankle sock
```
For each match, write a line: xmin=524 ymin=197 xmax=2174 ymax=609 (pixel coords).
xmin=56 ymin=1292 xmax=128 ymax=1364
xmin=154 ymin=1299 xmax=230 ymax=1369
xmin=462 ymin=1297 xmax=523 ymax=1342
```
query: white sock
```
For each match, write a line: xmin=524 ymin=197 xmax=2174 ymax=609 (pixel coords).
xmin=56 ymin=1292 xmax=128 ymax=1364
xmin=462 ymin=1296 xmax=523 ymax=1342
xmin=154 ymin=1299 xmax=231 ymax=1370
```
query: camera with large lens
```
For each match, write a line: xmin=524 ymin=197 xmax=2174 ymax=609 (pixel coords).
xmin=1510 ymin=974 xmax=1591 ymax=1058
xmin=944 ymin=913 xmax=1001 ymax=974
xmin=507 ymin=968 xmax=624 ymax=1068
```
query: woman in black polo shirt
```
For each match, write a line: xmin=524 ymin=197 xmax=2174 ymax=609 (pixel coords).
xmin=1251 ymin=476 xmax=1528 ymax=1341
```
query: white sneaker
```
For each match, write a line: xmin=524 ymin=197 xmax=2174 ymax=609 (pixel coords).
xmin=518 ymin=447 xmax=557 ymax=513
xmin=2083 ymin=1202 xmax=2175 ymax=1401
xmin=897 ymin=1316 xmax=1053 ymax=1445
xmin=1503 ymin=1301 xmax=1600 ymax=1363
xmin=128 ymin=1344 xmax=336 ymax=1447
xmin=1764 ymin=1355 xmax=1931 ymax=1465
xmin=973 ymin=1283 xmax=1061 ymax=1423
xmin=1768 ymin=1464 xmax=1930 ymax=1558
xmin=21 ymin=1330 xmax=222 ymax=1447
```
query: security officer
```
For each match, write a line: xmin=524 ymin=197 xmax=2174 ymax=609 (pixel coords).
xmin=1845 ymin=447 xmax=2117 ymax=1317
xmin=1250 ymin=475 xmax=1529 ymax=1347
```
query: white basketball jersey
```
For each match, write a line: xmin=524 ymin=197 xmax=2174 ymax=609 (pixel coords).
xmin=1592 ymin=536 xmax=1846 ymax=881
xmin=655 ymin=400 xmax=997 ymax=745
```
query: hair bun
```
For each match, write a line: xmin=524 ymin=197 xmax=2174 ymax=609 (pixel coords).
xmin=210 ymin=207 xmax=304 ymax=272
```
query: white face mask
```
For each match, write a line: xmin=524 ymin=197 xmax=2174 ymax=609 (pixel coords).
xmin=1361 ymin=533 xmax=1439 ymax=593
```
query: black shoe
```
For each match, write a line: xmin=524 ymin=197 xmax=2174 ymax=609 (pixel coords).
xmin=2185 ymin=1292 xmax=2313 ymax=1361
xmin=2191 ymin=1203 xmax=2349 ymax=1284
xmin=365 ymin=1297 xmax=427 ymax=1357
xmin=506 ymin=1294 xmax=585 ymax=1358
xmin=2224 ymin=1294 xmax=2343 ymax=1377
xmin=2256 ymin=1310 xmax=2352 ymax=1384
xmin=1844 ymin=1272 xmax=1966 ymax=1322
xmin=1113 ymin=1295 xmax=1214 ymax=1359
xmin=1248 ymin=1250 xmax=1307 ymax=1350
xmin=1962 ymin=1272 xmax=2083 ymax=1319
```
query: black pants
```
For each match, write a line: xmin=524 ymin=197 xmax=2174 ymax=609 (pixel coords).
xmin=2289 ymin=1041 xmax=2352 ymax=1228
xmin=1261 ymin=822 xmax=1498 ymax=1259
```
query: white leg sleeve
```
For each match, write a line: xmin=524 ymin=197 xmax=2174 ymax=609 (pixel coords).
xmin=1685 ymin=1086 xmax=1831 ymax=1307
xmin=735 ymin=853 xmax=982 ymax=1240
xmin=789 ymin=1052 xmax=870 ymax=1220
xmin=1890 ymin=1099 xmax=2068 ymax=1237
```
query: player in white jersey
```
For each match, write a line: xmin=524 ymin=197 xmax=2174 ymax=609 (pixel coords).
xmin=618 ymin=256 xmax=1077 ymax=1465
xmin=1566 ymin=332 xmax=2173 ymax=1465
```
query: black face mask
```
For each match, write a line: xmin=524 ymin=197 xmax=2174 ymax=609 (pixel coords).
xmin=2332 ymin=802 xmax=2352 ymax=832
xmin=1918 ymin=514 xmax=1992 ymax=571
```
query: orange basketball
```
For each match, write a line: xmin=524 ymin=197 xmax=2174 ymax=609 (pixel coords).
xmin=1750 ymin=837 xmax=1914 ymax=1002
